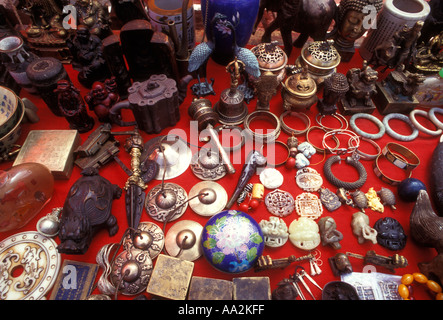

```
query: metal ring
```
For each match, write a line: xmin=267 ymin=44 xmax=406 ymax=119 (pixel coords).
xmin=409 ymin=109 xmax=443 ymax=136
xmin=323 ymin=155 xmax=367 ymax=190
xmin=349 ymin=113 xmax=386 ymax=140
xmin=322 ymin=129 xmax=360 ymax=155
xmin=429 ymin=107 xmax=443 ymax=130
xmin=260 ymin=140 xmax=290 ymax=167
xmin=382 ymin=113 xmax=419 ymax=142
xmin=349 ymin=136 xmax=381 ymax=160
xmin=381 ymin=142 xmax=420 ymax=171
xmin=315 ymin=113 xmax=349 ymax=131
xmin=280 ymin=111 xmax=311 ymax=135
xmin=373 ymin=154 xmax=412 ymax=186
xmin=243 ymin=110 xmax=281 ymax=143
xmin=306 ymin=126 xmax=340 ymax=154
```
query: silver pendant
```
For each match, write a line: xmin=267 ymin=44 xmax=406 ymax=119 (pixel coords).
xmin=295 ymin=167 xmax=323 ymax=192
xmin=145 ymin=183 xmax=188 ymax=222
xmin=265 ymin=189 xmax=295 ymax=217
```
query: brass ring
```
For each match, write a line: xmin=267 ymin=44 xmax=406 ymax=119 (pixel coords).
xmin=243 ymin=110 xmax=281 ymax=143
xmin=373 ymin=154 xmax=412 ymax=186
xmin=260 ymin=140 xmax=290 ymax=167
xmin=381 ymin=142 xmax=420 ymax=171
xmin=280 ymin=111 xmax=311 ymax=135
xmin=306 ymin=126 xmax=340 ymax=154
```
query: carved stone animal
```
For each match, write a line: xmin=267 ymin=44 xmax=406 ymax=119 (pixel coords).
xmin=259 ymin=0 xmax=337 ymax=56
xmin=58 ymin=167 xmax=122 ymax=254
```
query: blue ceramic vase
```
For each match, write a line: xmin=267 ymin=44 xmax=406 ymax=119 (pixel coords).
xmin=200 ymin=0 xmax=260 ymax=65
xmin=201 ymin=210 xmax=264 ymax=273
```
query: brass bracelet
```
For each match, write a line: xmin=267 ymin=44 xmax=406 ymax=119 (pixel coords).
xmin=381 ymin=142 xmax=420 ymax=171
xmin=243 ymin=110 xmax=281 ymax=143
xmin=260 ymin=140 xmax=290 ymax=167
xmin=373 ymin=154 xmax=412 ymax=186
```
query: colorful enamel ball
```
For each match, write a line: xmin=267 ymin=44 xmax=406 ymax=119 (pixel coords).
xmin=201 ymin=210 xmax=264 ymax=273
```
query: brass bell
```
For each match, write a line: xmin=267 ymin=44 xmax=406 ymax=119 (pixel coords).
xmin=214 ymin=58 xmax=248 ymax=125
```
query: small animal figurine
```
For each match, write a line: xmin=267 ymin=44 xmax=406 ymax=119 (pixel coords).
xmin=58 ymin=167 xmax=122 ymax=255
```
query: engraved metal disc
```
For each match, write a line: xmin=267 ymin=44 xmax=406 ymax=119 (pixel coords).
xmin=165 ymin=220 xmax=203 ymax=262
xmin=295 ymin=167 xmax=323 ymax=192
xmin=0 ymin=231 xmax=61 ymax=300
xmin=188 ymin=181 xmax=228 ymax=216
xmin=190 ymin=149 xmax=227 ymax=181
xmin=111 ymin=248 xmax=153 ymax=296
xmin=142 ymin=135 xmax=192 ymax=180
xmin=123 ymin=221 xmax=165 ymax=259
xmin=264 ymin=189 xmax=295 ymax=217
xmin=145 ymin=183 xmax=188 ymax=222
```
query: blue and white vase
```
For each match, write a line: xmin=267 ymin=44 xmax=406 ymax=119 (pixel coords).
xmin=201 ymin=0 xmax=260 ymax=65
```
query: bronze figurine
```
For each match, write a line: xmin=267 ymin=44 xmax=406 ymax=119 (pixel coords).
xmin=317 ymin=73 xmax=349 ymax=115
xmin=340 ymin=61 xmax=378 ymax=114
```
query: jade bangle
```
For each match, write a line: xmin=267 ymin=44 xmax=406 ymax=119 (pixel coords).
xmin=349 ymin=113 xmax=385 ymax=140
xmin=409 ymin=109 xmax=442 ymax=136
xmin=429 ymin=107 xmax=443 ymax=130
xmin=382 ymin=113 xmax=419 ymax=142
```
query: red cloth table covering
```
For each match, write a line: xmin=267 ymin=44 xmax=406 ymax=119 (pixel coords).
xmin=0 ymin=46 xmax=441 ymax=301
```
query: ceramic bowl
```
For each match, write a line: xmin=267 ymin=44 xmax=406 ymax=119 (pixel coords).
xmin=0 ymin=96 xmax=24 ymax=155
xmin=0 ymin=86 xmax=19 ymax=138
xmin=201 ymin=210 xmax=264 ymax=273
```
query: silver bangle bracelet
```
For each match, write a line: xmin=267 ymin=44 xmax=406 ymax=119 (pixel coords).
xmin=349 ymin=113 xmax=385 ymax=140
xmin=349 ymin=136 xmax=381 ymax=160
xmin=429 ymin=107 xmax=443 ymax=130
xmin=243 ymin=110 xmax=281 ymax=143
xmin=382 ymin=113 xmax=419 ymax=142
xmin=409 ymin=109 xmax=443 ymax=136
xmin=280 ymin=110 xmax=311 ymax=136
xmin=315 ymin=113 xmax=348 ymax=131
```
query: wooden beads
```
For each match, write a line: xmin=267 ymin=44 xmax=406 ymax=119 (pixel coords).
xmin=399 ymin=272 xmax=443 ymax=300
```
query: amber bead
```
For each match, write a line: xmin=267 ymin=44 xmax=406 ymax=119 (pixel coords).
xmin=427 ymin=280 xmax=442 ymax=293
xmin=401 ymin=274 xmax=414 ymax=286
xmin=413 ymin=272 xmax=428 ymax=284
xmin=436 ymin=293 xmax=443 ymax=300
xmin=398 ymin=284 xmax=410 ymax=299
